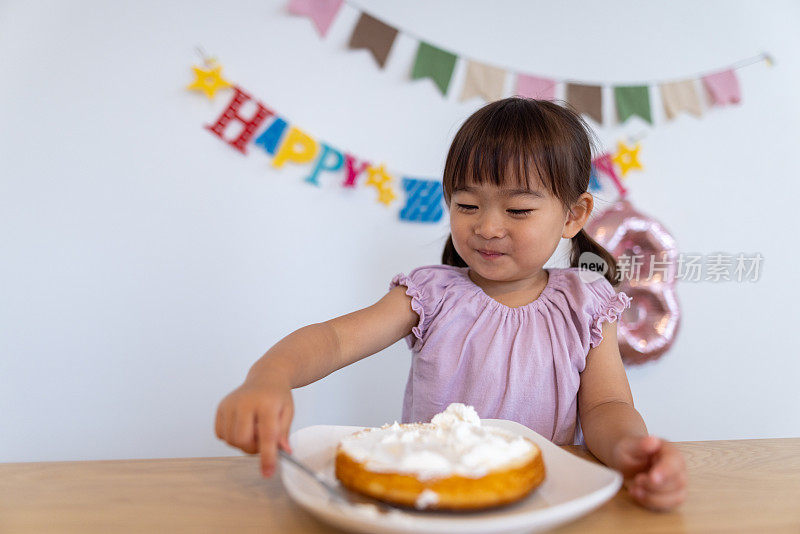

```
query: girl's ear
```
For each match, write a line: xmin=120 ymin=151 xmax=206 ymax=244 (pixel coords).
xmin=562 ymin=193 xmax=594 ymax=239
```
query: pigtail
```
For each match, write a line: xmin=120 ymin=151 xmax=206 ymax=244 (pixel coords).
xmin=570 ymin=228 xmax=620 ymax=287
xmin=441 ymin=234 xmax=468 ymax=267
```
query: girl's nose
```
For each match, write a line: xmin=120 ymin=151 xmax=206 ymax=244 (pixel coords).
xmin=474 ymin=210 xmax=506 ymax=239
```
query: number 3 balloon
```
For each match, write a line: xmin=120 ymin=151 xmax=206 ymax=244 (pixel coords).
xmin=587 ymin=199 xmax=681 ymax=365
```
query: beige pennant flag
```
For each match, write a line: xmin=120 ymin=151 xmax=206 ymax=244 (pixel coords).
xmin=660 ymin=79 xmax=703 ymax=120
xmin=460 ymin=60 xmax=506 ymax=102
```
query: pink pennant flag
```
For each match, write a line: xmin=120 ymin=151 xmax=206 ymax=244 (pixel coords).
xmin=515 ymin=74 xmax=556 ymax=100
xmin=288 ymin=0 xmax=344 ymax=37
xmin=702 ymin=69 xmax=741 ymax=106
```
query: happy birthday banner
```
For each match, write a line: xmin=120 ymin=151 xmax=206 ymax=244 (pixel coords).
xmin=287 ymin=0 xmax=773 ymax=126
xmin=187 ymin=59 xmax=643 ymax=223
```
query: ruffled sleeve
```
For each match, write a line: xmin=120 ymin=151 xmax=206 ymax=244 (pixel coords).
xmin=388 ymin=265 xmax=453 ymax=352
xmin=585 ymin=276 xmax=632 ymax=349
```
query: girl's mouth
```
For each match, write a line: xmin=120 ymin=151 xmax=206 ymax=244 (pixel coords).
xmin=477 ymin=249 xmax=504 ymax=260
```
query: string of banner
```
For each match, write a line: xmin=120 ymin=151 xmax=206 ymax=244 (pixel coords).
xmin=184 ymin=0 xmax=773 ymax=224
xmin=287 ymin=0 xmax=773 ymax=123
xmin=187 ymin=55 xmax=649 ymax=223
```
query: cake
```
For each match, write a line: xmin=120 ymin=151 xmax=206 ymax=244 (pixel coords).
xmin=334 ymin=403 xmax=545 ymax=511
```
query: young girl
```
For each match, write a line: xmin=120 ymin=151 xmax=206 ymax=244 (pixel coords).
xmin=215 ymin=97 xmax=687 ymax=511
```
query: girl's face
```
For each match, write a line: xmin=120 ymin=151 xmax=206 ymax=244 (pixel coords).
xmin=449 ymin=180 xmax=572 ymax=284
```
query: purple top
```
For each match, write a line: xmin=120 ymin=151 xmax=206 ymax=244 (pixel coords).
xmin=389 ymin=265 xmax=632 ymax=446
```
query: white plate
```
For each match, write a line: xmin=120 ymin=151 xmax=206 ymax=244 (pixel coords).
xmin=281 ymin=419 xmax=622 ymax=534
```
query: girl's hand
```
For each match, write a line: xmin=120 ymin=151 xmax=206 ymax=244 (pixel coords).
xmin=214 ymin=376 xmax=294 ymax=478
xmin=612 ymin=435 xmax=687 ymax=511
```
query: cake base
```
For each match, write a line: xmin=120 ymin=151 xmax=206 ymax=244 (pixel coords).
xmin=334 ymin=441 xmax=545 ymax=511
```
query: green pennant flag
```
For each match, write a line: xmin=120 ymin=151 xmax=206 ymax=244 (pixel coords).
xmin=411 ymin=42 xmax=457 ymax=95
xmin=614 ymin=85 xmax=652 ymax=124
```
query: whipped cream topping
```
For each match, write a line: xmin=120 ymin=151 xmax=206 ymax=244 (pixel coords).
xmin=415 ymin=489 xmax=440 ymax=509
xmin=339 ymin=403 xmax=535 ymax=480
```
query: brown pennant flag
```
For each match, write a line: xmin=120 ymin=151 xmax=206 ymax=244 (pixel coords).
xmin=348 ymin=13 xmax=398 ymax=68
xmin=565 ymin=83 xmax=603 ymax=125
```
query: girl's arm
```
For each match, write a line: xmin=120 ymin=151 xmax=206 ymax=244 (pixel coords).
xmin=215 ymin=285 xmax=419 ymax=477
xmin=577 ymin=320 xmax=687 ymax=511
xmin=246 ymin=285 xmax=419 ymax=388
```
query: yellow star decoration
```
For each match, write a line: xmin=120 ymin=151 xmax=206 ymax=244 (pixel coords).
xmin=612 ymin=140 xmax=644 ymax=177
xmin=377 ymin=187 xmax=397 ymax=205
xmin=365 ymin=164 xmax=397 ymax=206
xmin=187 ymin=63 xmax=232 ymax=99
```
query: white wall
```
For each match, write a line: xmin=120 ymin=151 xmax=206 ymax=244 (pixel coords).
xmin=2 ymin=0 xmax=798 ymax=462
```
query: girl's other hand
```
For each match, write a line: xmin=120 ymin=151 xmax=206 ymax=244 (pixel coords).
xmin=612 ymin=435 xmax=688 ymax=511
xmin=214 ymin=376 xmax=294 ymax=478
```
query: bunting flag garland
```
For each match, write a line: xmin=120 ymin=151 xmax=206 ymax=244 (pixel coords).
xmin=566 ymin=83 xmax=603 ymax=124
xmin=348 ymin=12 xmax=398 ymax=67
xmin=187 ymin=57 xmax=647 ymax=223
xmin=702 ymin=69 xmax=742 ymax=106
xmin=614 ymin=86 xmax=652 ymax=125
xmin=288 ymin=0 xmax=772 ymax=128
xmin=460 ymin=61 xmax=506 ymax=103
xmin=411 ymin=42 xmax=457 ymax=95
xmin=287 ymin=0 xmax=343 ymax=37
xmin=515 ymin=74 xmax=556 ymax=100
xmin=659 ymin=80 xmax=703 ymax=120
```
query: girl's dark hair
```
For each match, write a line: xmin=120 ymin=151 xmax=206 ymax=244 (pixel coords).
xmin=440 ymin=97 xmax=620 ymax=286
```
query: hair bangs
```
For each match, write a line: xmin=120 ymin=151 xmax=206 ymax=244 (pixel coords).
xmin=443 ymin=99 xmax=565 ymax=205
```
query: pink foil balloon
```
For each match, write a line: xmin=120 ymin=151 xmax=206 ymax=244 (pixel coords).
xmin=587 ymin=200 xmax=681 ymax=364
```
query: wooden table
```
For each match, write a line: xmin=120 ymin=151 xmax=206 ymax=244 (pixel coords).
xmin=1 ymin=439 xmax=798 ymax=533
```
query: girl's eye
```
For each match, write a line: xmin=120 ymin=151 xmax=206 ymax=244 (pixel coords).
xmin=456 ymin=204 xmax=534 ymax=216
